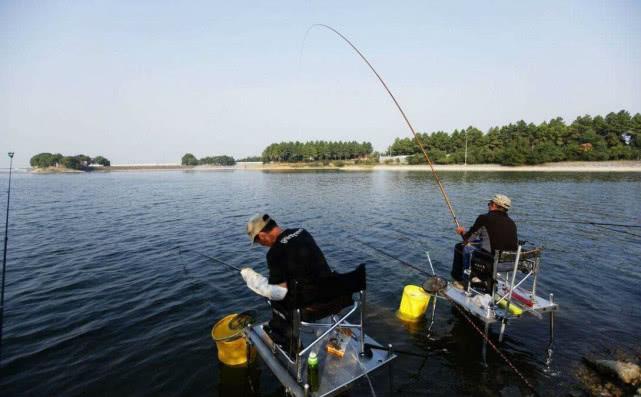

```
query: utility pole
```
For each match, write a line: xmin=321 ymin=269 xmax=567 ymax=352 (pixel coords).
xmin=464 ymin=131 xmax=468 ymax=166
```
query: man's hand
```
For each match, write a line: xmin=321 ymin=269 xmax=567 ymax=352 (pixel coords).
xmin=239 ymin=267 xmax=287 ymax=301
xmin=240 ymin=267 xmax=255 ymax=282
xmin=456 ymin=226 xmax=465 ymax=235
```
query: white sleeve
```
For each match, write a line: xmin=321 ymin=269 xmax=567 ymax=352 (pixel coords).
xmin=240 ymin=268 xmax=288 ymax=301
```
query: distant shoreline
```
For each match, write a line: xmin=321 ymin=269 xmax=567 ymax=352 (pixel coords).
xmin=226 ymin=160 xmax=641 ymax=172
xmin=27 ymin=160 xmax=641 ymax=174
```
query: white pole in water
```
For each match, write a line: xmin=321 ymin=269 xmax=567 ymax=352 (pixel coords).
xmin=425 ymin=251 xmax=436 ymax=276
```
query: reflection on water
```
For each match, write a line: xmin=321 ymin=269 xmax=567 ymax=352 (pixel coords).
xmin=0 ymin=170 xmax=639 ymax=396
xmin=218 ymin=363 xmax=261 ymax=397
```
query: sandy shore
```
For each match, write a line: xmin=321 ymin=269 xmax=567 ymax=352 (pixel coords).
xmin=31 ymin=167 xmax=83 ymax=174
xmin=253 ymin=160 xmax=641 ymax=172
xmin=345 ymin=161 xmax=641 ymax=172
xmin=29 ymin=160 xmax=641 ymax=173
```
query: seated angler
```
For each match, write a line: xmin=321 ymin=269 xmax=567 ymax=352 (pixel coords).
xmin=240 ymin=214 xmax=333 ymax=350
xmin=450 ymin=194 xmax=518 ymax=289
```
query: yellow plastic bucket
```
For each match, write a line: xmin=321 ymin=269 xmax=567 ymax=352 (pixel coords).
xmin=396 ymin=285 xmax=431 ymax=322
xmin=211 ymin=314 xmax=256 ymax=367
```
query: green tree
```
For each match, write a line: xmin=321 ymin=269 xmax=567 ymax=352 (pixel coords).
xmin=199 ymin=155 xmax=236 ymax=166
xmin=181 ymin=153 xmax=199 ymax=166
xmin=92 ymin=156 xmax=111 ymax=166
xmin=30 ymin=153 xmax=56 ymax=168
xmin=60 ymin=156 xmax=82 ymax=169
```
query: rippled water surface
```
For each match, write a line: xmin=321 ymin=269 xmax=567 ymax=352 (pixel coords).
xmin=1 ymin=170 xmax=640 ymax=396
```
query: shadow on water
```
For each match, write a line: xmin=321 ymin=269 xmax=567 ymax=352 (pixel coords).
xmin=217 ymin=362 xmax=262 ymax=397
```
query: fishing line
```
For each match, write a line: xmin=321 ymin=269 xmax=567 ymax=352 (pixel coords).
xmin=364 ymin=343 xmax=432 ymax=359
xmin=0 ymin=152 xmax=15 ymax=364
xmin=177 ymin=246 xmax=241 ymax=272
xmin=448 ymin=298 xmax=538 ymax=395
xmin=309 ymin=24 xmax=460 ymax=228
xmin=596 ymin=225 xmax=641 ymax=239
xmin=517 ymin=218 xmax=641 ymax=239
xmin=353 ymin=234 xmax=539 ymax=393
xmin=517 ymin=218 xmax=641 ymax=229
xmin=350 ymin=235 xmax=431 ymax=276
xmin=424 ymin=279 xmax=539 ymax=394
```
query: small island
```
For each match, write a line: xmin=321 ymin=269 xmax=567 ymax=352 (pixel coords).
xmin=30 ymin=153 xmax=111 ymax=173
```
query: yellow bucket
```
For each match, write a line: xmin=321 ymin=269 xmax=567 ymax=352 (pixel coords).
xmin=211 ymin=314 xmax=256 ymax=367
xmin=396 ymin=285 xmax=431 ymax=322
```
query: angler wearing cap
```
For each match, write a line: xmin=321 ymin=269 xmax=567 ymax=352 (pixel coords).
xmin=241 ymin=214 xmax=332 ymax=345
xmin=450 ymin=194 xmax=518 ymax=289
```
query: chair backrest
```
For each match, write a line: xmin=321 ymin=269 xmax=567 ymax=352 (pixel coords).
xmin=294 ymin=263 xmax=366 ymax=307
xmin=495 ymin=247 xmax=543 ymax=274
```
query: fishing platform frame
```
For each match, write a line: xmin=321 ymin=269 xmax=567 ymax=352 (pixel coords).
xmin=245 ymin=289 xmax=397 ymax=397
xmin=441 ymin=244 xmax=558 ymax=363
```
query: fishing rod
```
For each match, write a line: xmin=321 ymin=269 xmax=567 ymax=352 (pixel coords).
xmin=350 ymin=234 xmax=431 ymax=276
xmin=177 ymin=247 xmax=241 ymax=272
xmin=312 ymin=24 xmax=461 ymax=229
xmin=0 ymin=152 xmax=15 ymax=364
xmin=517 ymin=218 xmax=641 ymax=229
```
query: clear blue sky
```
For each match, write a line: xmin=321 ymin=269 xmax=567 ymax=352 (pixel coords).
xmin=2 ymin=1 xmax=640 ymax=166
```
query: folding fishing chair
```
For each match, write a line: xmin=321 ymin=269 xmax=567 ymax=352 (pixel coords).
xmin=469 ymin=244 xmax=544 ymax=341
xmin=266 ymin=264 xmax=368 ymax=383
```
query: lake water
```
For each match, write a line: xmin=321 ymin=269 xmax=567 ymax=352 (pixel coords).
xmin=1 ymin=170 xmax=640 ymax=396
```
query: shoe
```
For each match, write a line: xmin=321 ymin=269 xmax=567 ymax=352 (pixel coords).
xmin=452 ymin=280 xmax=465 ymax=290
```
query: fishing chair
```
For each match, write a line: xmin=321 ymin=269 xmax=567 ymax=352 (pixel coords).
xmin=267 ymin=264 xmax=368 ymax=384
xmin=469 ymin=244 xmax=544 ymax=340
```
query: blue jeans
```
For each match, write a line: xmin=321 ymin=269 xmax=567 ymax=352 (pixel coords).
xmin=462 ymin=244 xmax=479 ymax=281
xmin=451 ymin=241 xmax=484 ymax=282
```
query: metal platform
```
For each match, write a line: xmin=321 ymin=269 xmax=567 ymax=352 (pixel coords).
xmin=248 ymin=322 xmax=396 ymax=397
xmin=444 ymin=285 xmax=500 ymax=323
xmin=444 ymin=282 xmax=559 ymax=324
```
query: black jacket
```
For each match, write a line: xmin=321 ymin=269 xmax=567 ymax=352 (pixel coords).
xmin=464 ymin=210 xmax=518 ymax=253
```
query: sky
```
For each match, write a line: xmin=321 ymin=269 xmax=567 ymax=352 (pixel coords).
xmin=1 ymin=1 xmax=640 ymax=167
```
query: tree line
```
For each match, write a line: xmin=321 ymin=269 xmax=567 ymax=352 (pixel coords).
xmin=30 ymin=153 xmax=111 ymax=170
xmin=261 ymin=141 xmax=374 ymax=162
xmin=237 ymin=156 xmax=262 ymax=162
xmin=181 ymin=153 xmax=236 ymax=166
xmin=389 ymin=110 xmax=640 ymax=165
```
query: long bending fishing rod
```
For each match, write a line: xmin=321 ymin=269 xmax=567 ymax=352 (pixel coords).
xmin=0 ymin=152 xmax=15 ymax=364
xmin=177 ymin=247 xmax=240 ymax=271
xmin=312 ymin=24 xmax=460 ymax=228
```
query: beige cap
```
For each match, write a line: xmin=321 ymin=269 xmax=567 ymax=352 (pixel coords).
xmin=490 ymin=194 xmax=512 ymax=210
xmin=247 ymin=214 xmax=271 ymax=244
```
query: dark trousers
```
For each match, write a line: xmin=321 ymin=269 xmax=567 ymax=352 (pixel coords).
xmin=451 ymin=242 xmax=467 ymax=281
xmin=451 ymin=242 xmax=493 ymax=282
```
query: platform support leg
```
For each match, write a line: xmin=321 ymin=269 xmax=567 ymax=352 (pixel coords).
xmin=544 ymin=294 xmax=555 ymax=367
xmin=498 ymin=318 xmax=507 ymax=343
xmin=388 ymin=344 xmax=394 ymax=395
xmin=481 ymin=322 xmax=489 ymax=367
xmin=294 ymin=309 xmax=303 ymax=383
xmin=360 ymin=290 xmax=366 ymax=356
xmin=426 ymin=295 xmax=437 ymax=339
